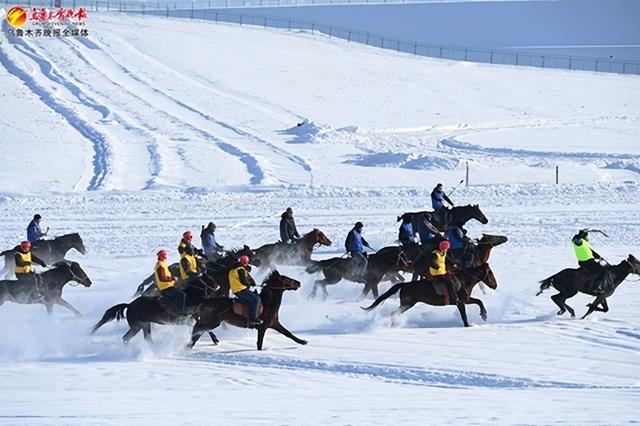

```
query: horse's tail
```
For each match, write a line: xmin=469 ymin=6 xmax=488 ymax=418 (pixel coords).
xmin=537 ymin=274 xmax=558 ymax=296
xmin=133 ymin=275 xmax=154 ymax=297
xmin=361 ymin=283 xmax=406 ymax=311
xmin=91 ymin=303 xmax=128 ymax=334
xmin=305 ymin=261 xmax=321 ymax=274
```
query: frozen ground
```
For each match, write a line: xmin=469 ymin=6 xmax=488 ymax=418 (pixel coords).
xmin=0 ymin=10 xmax=639 ymax=426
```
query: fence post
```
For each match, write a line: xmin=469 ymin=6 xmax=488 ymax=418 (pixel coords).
xmin=515 ymin=54 xmax=519 ymax=65
xmin=489 ymin=51 xmax=493 ymax=64
xmin=622 ymin=62 xmax=626 ymax=74
xmin=595 ymin=60 xmax=599 ymax=72
xmin=555 ymin=165 xmax=558 ymax=184
xmin=329 ymin=26 xmax=332 ymax=38
xmin=439 ymin=46 xmax=443 ymax=58
xmin=239 ymin=15 xmax=242 ymax=25
xmin=366 ymin=33 xmax=370 ymax=45
xmin=347 ymin=31 xmax=351 ymax=42
xmin=311 ymin=22 xmax=314 ymax=33
xmin=288 ymin=19 xmax=291 ymax=31
xmin=568 ymin=57 xmax=572 ymax=70
xmin=541 ymin=56 xmax=545 ymax=68
xmin=263 ymin=16 xmax=267 ymax=28
xmin=464 ymin=49 xmax=467 ymax=61
xmin=413 ymin=42 xmax=417 ymax=55
xmin=466 ymin=162 xmax=469 ymax=187
xmin=190 ymin=2 xmax=193 ymax=19
xmin=142 ymin=3 xmax=145 ymax=15
xmin=397 ymin=40 xmax=400 ymax=52
xmin=166 ymin=5 xmax=168 ymax=17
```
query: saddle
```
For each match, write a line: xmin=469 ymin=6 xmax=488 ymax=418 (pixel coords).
xmin=232 ymin=297 xmax=264 ymax=319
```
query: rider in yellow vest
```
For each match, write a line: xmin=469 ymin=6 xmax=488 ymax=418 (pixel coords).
xmin=572 ymin=229 xmax=606 ymax=293
xmin=429 ymin=240 xmax=460 ymax=305
xmin=15 ymin=240 xmax=47 ymax=281
xmin=178 ymin=231 xmax=201 ymax=281
xmin=228 ymin=255 xmax=262 ymax=326
xmin=154 ymin=250 xmax=186 ymax=315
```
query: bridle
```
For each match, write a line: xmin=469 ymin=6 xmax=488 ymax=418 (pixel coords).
xmin=66 ymin=264 xmax=90 ymax=287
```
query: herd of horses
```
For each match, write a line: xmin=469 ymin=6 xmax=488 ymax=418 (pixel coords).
xmin=1 ymin=204 xmax=638 ymax=351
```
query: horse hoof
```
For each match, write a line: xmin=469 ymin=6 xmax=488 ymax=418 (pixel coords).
xmin=557 ymin=310 xmax=565 ymax=316
xmin=481 ymin=315 xmax=487 ymax=321
xmin=300 ymin=340 xmax=308 ymax=345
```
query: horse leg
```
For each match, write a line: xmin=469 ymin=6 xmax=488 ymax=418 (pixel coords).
xmin=208 ymin=332 xmax=220 ymax=345
xmin=45 ymin=303 xmax=54 ymax=316
xmin=468 ymin=297 xmax=487 ymax=321
xmin=142 ymin=323 xmax=153 ymax=344
xmin=188 ymin=321 xmax=218 ymax=348
xmin=55 ymin=297 xmax=82 ymax=318
xmin=551 ymin=293 xmax=569 ymax=316
xmin=123 ymin=326 xmax=142 ymax=345
xmin=257 ymin=325 xmax=267 ymax=350
xmin=587 ymin=298 xmax=609 ymax=313
xmin=581 ymin=296 xmax=605 ymax=319
xmin=456 ymin=301 xmax=470 ymax=327
xmin=271 ymin=320 xmax=307 ymax=345
xmin=308 ymin=280 xmax=321 ymax=299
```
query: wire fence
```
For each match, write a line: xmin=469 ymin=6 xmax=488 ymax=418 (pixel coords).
xmin=8 ymin=0 xmax=640 ymax=75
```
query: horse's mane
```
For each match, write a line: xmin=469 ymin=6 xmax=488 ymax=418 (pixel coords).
xmin=264 ymin=270 xmax=281 ymax=284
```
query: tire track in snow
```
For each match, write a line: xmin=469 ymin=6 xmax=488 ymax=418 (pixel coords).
xmin=0 ymin=36 xmax=110 ymax=191
xmin=182 ymin=352 xmax=625 ymax=390
xmin=90 ymin=34 xmax=311 ymax=185
xmin=64 ymin=35 xmax=265 ymax=186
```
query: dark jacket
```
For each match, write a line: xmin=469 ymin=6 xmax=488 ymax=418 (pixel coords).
xmin=27 ymin=219 xmax=45 ymax=243
xmin=279 ymin=213 xmax=300 ymax=243
xmin=237 ymin=266 xmax=256 ymax=287
xmin=201 ymin=228 xmax=222 ymax=251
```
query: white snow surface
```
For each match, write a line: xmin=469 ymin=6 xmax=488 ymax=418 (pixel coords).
xmin=0 ymin=11 xmax=639 ymax=425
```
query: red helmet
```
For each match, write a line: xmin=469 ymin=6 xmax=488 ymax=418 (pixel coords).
xmin=157 ymin=250 xmax=168 ymax=261
xmin=239 ymin=255 xmax=250 ymax=266
xmin=20 ymin=241 xmax=31 ymax=251
xmin=439 ymin=240 xmax=451 ymax=251
xmin=183 ymin=231 xmax=193 ymax=241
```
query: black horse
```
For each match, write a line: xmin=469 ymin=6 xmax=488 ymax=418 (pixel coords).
xmin=0 ymin=261 xmax=92 ymax=316
xmin=537 ymin=254 xmax=640 ymax=319
xmin=362 ymin=263 xmax=497 ymax=327
xmin=133 ymin=245 xmax=260 ymax=297
xmin=254 ymin=228 xmax=332 ymax=268
xmin=92 ymin=270 xmax=220 ymax=344
xmin=306 ymin=246 xmax=412 ymax=300
xmin=189 ymin=270 xmax=306 ymax=350
xmin=397 ymin=204 xmax=488 ymax=233
xmin=1 ymin=233 xmax=87 ymax=278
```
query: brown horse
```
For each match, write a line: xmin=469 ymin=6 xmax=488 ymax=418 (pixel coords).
xmin=537 ymin=254 xmax=640 ymax=319
xmin=306 ymin=246 xmax=412 ymax=300
xmin=0 ymin=261 xmax=92 ymax=316
xmin=254 ymin=229 xmax=332 ymax=268
xmin=398 ymin=204 xmax=488 ymax=233
xmin=1 ymin=233 xmax=87 ymax=278
xmin=189 ymin=270 xmax=307 ymax=350
xmin=362 ymin=263 xmax=497 ymax=327
xmin=410 ymin=234 xmax=507 ymax=280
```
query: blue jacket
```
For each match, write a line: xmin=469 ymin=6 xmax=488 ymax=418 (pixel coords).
xmin=447 ymin=226 xmax=466 ymax=250
xmin=345 ymin=228 xmax=368 ymax=253
xmin=27 ymin=220 xmax=44 ymax=243
xmin=399 ymin=222 xmax=414 ymax=244
xmin=201 ymin=230 xmax=220 ymax=251
xmin=431 ymin=188 xmax=453 ymax=210
xmin=418 ymin=224 xmax=436 ymax=244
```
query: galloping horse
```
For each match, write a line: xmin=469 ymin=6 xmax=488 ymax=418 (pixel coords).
xmin=133 ymin=245 xmax=260 ymax=297
xmin=397 ymin=204 xmax=489 ymax=233
xmin=362 ymin=263 xmax=497 ymax=327
xmin=189 ymin=270 xmax=307 ymax=350
xmin=0 ymin=261 xmax=92 ymax=316
xmin=306 ymin=246 xmax=412 ymax=300
xmin=1 ymin=233 xmax=87 ymax=278
xmin=254 ymin=229 xmax=332 ymax=268
xmin=537 ymin=254 xmax=640 ymax=319
xmin=92 ymin=269 xmax=221 ymax=344
xmin=410 ymin=234 xmax=508 ymax=280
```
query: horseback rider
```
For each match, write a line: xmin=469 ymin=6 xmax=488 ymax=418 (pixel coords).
xmin=27 ymin=213 xmax=48 ymax=243
xmin=229 ymin=255 xmax=262 ymax=327
xmin=201 ymin=222 xmax=224 ymax=261
xmin=572 ymin=229 xmax=607 ymax=293
xmin=154 ymin=250 xmax=187 ymax=315
xmin=398 ymin=216 xmax=416 ymax=247
xmin=431 ymin=183 xmax=454 ymax=211
xmin=345 ymin=222 xmax=371 ymax=280
xmin=280 ymin=207 xmax=300 ymax=244
xmin=447 ymin=223 xmax=474 ymax=268
xmin=429 ymin=240 xmax=459 ymax=305
xmin=15 ymin=241 xmax=47 ymax=297
xmin=178 ymin=231 xmax=202 ymax=281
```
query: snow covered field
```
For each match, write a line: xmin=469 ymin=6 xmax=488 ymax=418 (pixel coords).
xmin=1 ymin=10 xmax=639 ymax=425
